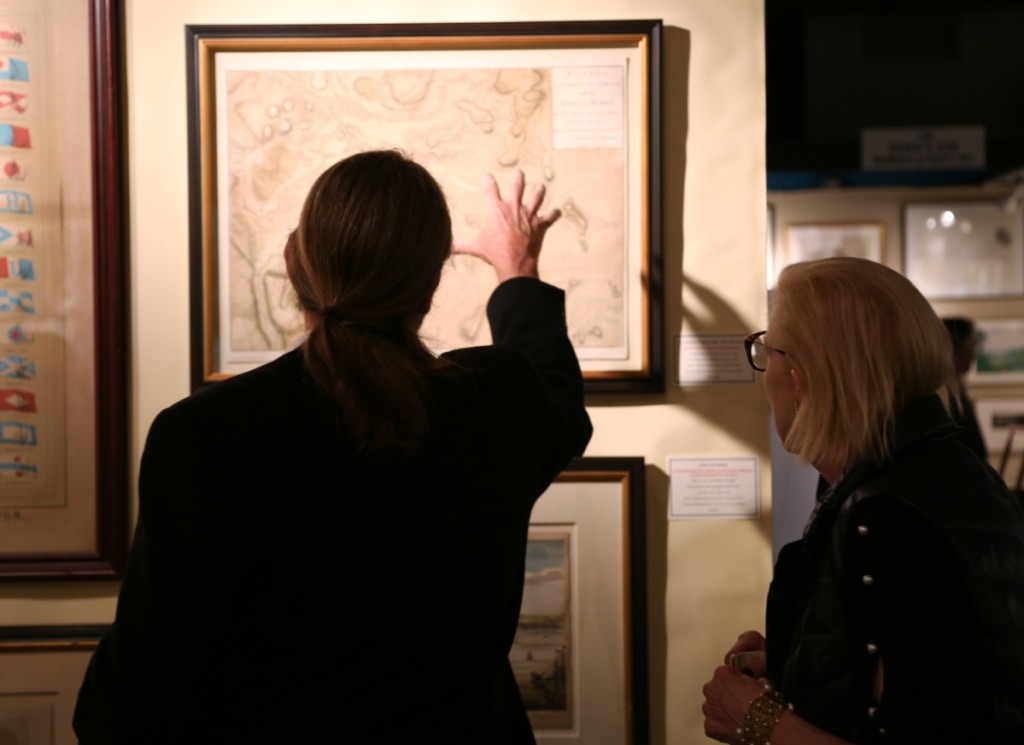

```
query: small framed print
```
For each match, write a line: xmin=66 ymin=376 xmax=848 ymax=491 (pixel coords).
xmin=904 ymin=200 xmax=1024 ymax=299
xmin=775 ymin=222 xmax=884 ymax=286
xmin=0 ymin=625 xmax=105 ymax=745
xmin=976 ymin=398 xmax=1024 ymax=456
xmin=515 ymin=456 xmax=648 ymax=744
xmin=969 ymin=318 xmax=1024 ymax=385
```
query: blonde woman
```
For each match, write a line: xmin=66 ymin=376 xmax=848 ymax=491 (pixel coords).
xmin=703 ymin=257 xmax=1024 ymax=744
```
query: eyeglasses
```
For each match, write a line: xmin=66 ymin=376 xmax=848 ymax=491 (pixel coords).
xmin=744 ymin=331 xmax=786 ymax=372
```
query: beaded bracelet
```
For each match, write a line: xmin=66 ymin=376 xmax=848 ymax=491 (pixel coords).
xmin=736 ymin=684 xmax=790 ymax=745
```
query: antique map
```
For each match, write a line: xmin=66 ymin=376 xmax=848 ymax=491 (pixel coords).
xmin=216 ymin=48 xmax=643 ymax=374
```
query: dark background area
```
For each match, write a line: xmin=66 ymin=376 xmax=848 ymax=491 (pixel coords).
xmin=766 ymin=0 xmax=1024 ymax=188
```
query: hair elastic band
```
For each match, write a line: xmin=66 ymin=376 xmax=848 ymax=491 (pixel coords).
xmin=317 ymin=306 xmax=354 ymax=325
xmin=317 ymin=309 xmax=398 ymax=338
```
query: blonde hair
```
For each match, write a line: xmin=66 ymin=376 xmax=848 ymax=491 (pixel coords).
xmin=772 ymin=257 xmax=956 ymax=469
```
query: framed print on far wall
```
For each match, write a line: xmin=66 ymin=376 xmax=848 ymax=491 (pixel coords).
xmin=186 ymin=20 xmax=664 ymax=393
xmin=903 ymin=200 xmax=1024 ymax=299
xmin=0 ymin=625 xmax=105 ymax=745
xmin=0 ymin=0 xmax=127 ymax=578
xmin=774 ymin=222 xmax=884 ymax=286
xmin=969 ymin=318 xmax=1024 ymax=385
xmin=513 ymin=456 xmax=648 ymax=745
xmin=976 ymin=398 xmax=1024 ymax=455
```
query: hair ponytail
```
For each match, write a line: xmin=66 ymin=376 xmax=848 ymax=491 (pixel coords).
xmin=287 ymin=150 xmax=453 ymax=461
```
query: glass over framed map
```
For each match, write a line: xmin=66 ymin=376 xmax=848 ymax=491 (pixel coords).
xmin=186 ymin=21 xmax=663 ymax=393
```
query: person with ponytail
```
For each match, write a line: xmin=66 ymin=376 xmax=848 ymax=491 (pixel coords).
xmin=74 ymin=150 xmax=592 ymax=744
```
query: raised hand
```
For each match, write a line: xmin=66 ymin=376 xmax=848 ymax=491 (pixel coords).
xmin=453 ymin=170 xmax=561 ymax=283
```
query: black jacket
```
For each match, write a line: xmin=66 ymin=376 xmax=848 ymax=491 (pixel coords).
xmin=73 ymin=278 xmax=592 ymax=744
xmin=767 ymin=395 xmax=1024 ymax=743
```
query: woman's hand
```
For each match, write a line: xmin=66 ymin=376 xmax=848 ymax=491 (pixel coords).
xmin=453 ymin=170 xmax=561 ymax=283
xmin=702 ymin=665 xmax=773 ymax=744
xmin=704 ymin=633 xmax=853 ymax=745
xmin=725 ymin=630 xmax=767 ymax=678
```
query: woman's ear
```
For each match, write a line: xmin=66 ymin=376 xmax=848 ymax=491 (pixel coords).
xmin=790 ymin=367 xmax=806 ymax=406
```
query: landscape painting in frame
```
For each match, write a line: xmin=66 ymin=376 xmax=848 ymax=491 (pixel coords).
xmin=518 ymin=456 xmax=649 ymax=743
xmin=511 ymin=530 xmax=573 ymax=731
xmin=970 ymin=318 xmax=1024 ymax=385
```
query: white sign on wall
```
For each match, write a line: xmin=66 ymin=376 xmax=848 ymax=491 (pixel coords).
xmin=667 ymin=456 xmax=759 ymax=520
xmin=861 ymin=126 xmax=985 ymax=171
xmin=674 ymin=334 xmax=754 ymax=386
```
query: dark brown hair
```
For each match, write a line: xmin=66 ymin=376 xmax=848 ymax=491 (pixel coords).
xmin=286 ymin=150 xmax=452 ymax=459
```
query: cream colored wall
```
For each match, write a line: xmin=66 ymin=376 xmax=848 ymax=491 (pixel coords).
xmin=0 ymin=2 xmax=770 ymax=743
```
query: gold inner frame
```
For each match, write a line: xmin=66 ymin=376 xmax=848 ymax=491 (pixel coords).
xmin=196 ymin=31 xmax=654 ymax=383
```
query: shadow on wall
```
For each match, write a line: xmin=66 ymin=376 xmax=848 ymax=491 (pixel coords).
xmin=581 ymin=24 xmax=776 ymax=742
xmin=642 ymin=25 xmax=689 ymax=745
xmin=679 ymin=271 xmax=771 ymax=459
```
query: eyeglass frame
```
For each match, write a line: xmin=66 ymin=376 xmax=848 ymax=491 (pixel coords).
xmin=743 ymin=331 xmax=786 ymax=372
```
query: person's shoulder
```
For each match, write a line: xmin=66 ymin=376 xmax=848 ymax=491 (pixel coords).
xmin=440 ymin=344 xmax=540 ymax=390
xmin=442 ymin=344 xmax=527 ymax=368
xmin=842 ymin=453 xmax=1024 ymax=559
xmin=154 ymin=350 xmax=307 ymax=432
xmin=440 ymin=341 xmax=536 ymax=374
xmin=435 ymin=345 xmax=549 ymax=416
xmin=846 ymin=492 xmax=936 ymax=535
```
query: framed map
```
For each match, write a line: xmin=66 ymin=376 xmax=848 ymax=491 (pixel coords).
xmin=186 ymin=21 xmax=663 ymax=393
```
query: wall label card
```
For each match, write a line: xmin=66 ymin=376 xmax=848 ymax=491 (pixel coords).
xmin=667 ymin=456 xmax=759 ymax=520
xmin=674 ymin=333 xmax=754 ymax=386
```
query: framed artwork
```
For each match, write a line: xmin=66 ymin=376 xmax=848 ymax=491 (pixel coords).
xmin=904 ymin=200 xmax=1024 ymax=298
xmin=0 ymin=625 xmax=105 ymax=745
xmin=775 ymin=222 xmax=883 ymax=286
xmin=968 ymin=318 xmax=1024 ymax=385
xmin=186 ymin=21 xmax=664 ymax=393
xmin=0 ymin=0 xmax=127 ymax=578
xmin=514 ymin=456 xmax=648 ymax=745
xmin=976 ymin=398 xmax=1024 ymax=456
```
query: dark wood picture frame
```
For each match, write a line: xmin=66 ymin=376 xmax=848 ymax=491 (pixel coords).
xmin=521 ymin=456 xmax=649 ymax=744
xmin=186 ymin=20 xmax=663 ymax=394
xmin=0 ymin=0 xmax=127 ymax=579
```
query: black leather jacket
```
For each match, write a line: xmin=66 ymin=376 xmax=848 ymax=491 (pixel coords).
xmin=766 ymin=395 xmax=1024 ymax=743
